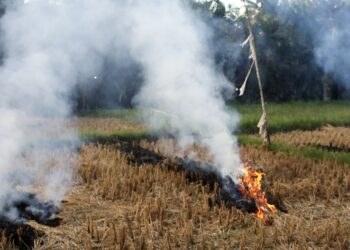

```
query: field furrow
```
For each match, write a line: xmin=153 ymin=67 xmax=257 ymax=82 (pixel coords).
xmin=271 ymin=126 xmax=350 ymax=151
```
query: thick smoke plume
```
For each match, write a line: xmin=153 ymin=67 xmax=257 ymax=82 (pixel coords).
xmin=130 ymin=1 xmax=241 ymax=178
xmin=0 ymin=0 xmax=241 ymax=220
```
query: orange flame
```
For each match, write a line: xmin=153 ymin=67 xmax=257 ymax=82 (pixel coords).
xmin=239 ymin=167 xmax=276 ymax=221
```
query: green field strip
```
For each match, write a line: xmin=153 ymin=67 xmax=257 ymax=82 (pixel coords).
xmin=238 ymin=135 xmax=350 ymax=165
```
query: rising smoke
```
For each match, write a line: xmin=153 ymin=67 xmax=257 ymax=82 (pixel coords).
xmin=129 ymin=1 xmax=241 ymax=178
xmin=0 ymin=0 xmax=242 ymax=220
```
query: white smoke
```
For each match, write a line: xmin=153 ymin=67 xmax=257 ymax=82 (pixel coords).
xmin=0 ymin=0 xmax=127 ymax=217
xmin=130 ymin=1 xmax=242 ymax=178
xmin=0 ymin=0 xmax=242 ymax=219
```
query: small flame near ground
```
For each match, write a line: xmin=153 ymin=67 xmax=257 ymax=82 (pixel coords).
xmin=239 ymin=165 xmax=276 ymax=221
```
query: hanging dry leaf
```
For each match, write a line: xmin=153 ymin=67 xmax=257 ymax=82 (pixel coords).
xmin=241 ymin=34 xmax=252 ymax=48
xmin=257 ymin=112 xmax=267 ymax=137
xmin=239 ymin=61 xmax=255 ymax=96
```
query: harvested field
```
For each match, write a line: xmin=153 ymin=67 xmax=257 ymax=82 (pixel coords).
xmin=1 ymin=117 xmax=350 ymax=249
xmin=21 ymin=139 xmax=348 ymax=249
xmin=23 ymin=117 xmax=145 ymax=137
xmin=74 ymin=117 xmax=145 ymax=135
xmin=271 ymin=126 xmax=350 ymax=151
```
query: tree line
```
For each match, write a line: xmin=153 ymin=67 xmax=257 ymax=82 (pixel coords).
xmin=0 ymin=0 xmax=348 ymax=111
xmin=193 ymin=0 xmax=350 ymax=103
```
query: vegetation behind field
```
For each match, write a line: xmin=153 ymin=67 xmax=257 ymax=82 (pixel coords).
xmin=235 ymin=101 xmax=350 ymax=133
xmin=77 ymin=101 xmax=350 ymax=164
xmin=78 ymin=101 xmax=350 ymax=135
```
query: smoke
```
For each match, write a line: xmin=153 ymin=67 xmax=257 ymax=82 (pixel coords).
xmin=129 ymin=1 xmax=242 ymax=178
xmin=0 ymin=0 xmax=242 ymax=220
xmin=313 ymin=2 xmax=350 ymax=90
xmin=266 ymin=0 xmax=350 ymax=92
xmin=0 ymin=0 xmax=128 ymax=220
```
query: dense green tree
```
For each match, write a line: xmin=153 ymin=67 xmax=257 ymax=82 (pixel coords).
xmin=195 ymin=0 xmax=350 ymax=102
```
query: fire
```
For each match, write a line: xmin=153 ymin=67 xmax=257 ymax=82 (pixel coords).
xmin=239 ymin=167 xmax=276 ymax=221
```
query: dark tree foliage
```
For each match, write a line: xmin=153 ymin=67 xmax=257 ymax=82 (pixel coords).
xmin=0 ymin=0 xmax=348 ymax=111
xmin=195 ymin=0 xmax=349 ymax=102
xmin=253 ymin=7 xmax=324 ymax=101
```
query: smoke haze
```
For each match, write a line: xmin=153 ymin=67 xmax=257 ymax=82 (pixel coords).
xmin=130 ymin=1 xmax=241 ymax=178
xmin=0 ymin=0 xmax=242 ymax=219
xmin=269 ymin=0 xmax=350 ymax=91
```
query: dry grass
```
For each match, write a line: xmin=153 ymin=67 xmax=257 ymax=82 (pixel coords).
xmin=75 ymin=117 xmax=145 ymax=135
xmin=271 ymin=126 xmax=350 ymax=151
xmin=29 ymin=140 xmax=349 ymax=249
xmin=20 ymin=117 xmax=145 ymax=139
xmin=2 ymin=118 xmax=350 ymax=249
xmin=35 ymin=144 xmax=254 ymax=249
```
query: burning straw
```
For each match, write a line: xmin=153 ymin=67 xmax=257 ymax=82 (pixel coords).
xmin=117 ymin=140 xmax=286 ymax=223
xmin=221 ymin=164 xmax=279 ymax=223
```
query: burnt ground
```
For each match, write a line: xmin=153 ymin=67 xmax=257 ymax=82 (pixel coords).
xmin=0 ymin=220 xmax=43 ymax=249
xmin=2 ymin=135 xmax=349 ymax=249
xmin=116 ymin=141 xmax=288 ymax=214
xmin=0 ymin=192 xmax=61 ymax=249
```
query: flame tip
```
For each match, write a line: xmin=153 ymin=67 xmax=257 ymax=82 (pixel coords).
xmin=239 ymin=165 xmax=276 ymax=221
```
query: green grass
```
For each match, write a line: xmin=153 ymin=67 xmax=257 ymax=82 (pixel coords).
xmin=238 ymin=134 xmax=350 ymax=164
xmin=78 ymin=108 xmax=139 ymax=121
xmin=77 ymin=101 xmax=350 ymax=134
xmin=77 ymin=101 xmax=350 ymax=164
xmin=80 ymin=129 xmax=151 ymax=143
xmin=234 ymin=101 xmax=350 ymax=134
xmin=80 ymin=131 xmax=350 ymax=164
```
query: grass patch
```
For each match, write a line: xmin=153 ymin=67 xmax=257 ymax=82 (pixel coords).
xmin=77 ymin=101 xmax=350 ymax=163
xmin=80 ymin=129 xmax=152 ymax=143
xmin=81 ymin=130 xmax=350 ymax=165
xmin=234 ymin=101 xmax=350 ymax=134
xmin=77 ymin=109 xmax=140 ymax=121
xmin=238 ymin=134 xmax=350 ymax=164
xmin=76 ymin=101 xmax=350 ymax=134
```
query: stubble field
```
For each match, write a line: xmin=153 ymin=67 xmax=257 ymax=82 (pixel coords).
xmin=1 ymin=102 xmax=350 ymax=249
